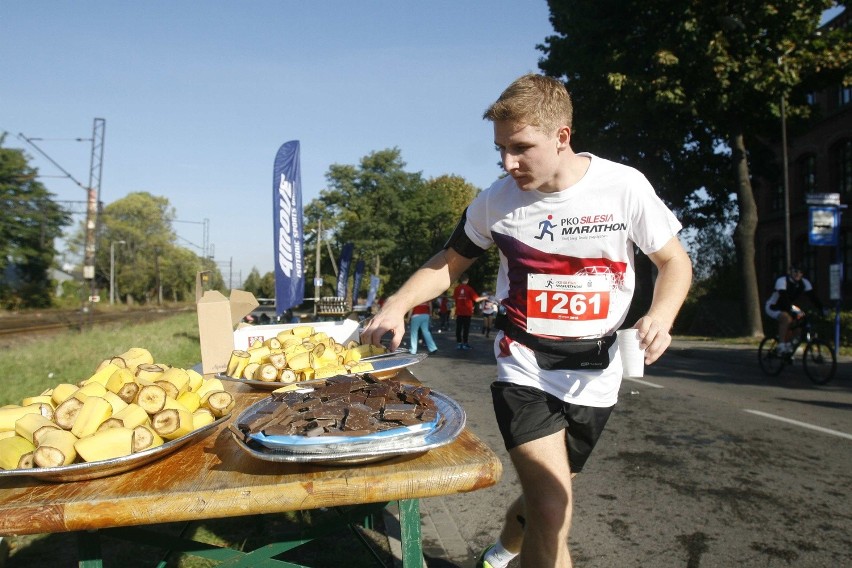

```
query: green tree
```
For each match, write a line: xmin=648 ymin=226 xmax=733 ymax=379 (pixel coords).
xmin=423 ymin=175 xmax=500 ymax=294
xmin=0 ymin=134 xmax=71 ymax=308
xmin=242 ymin=268 xmax=275 ymax=299
xmin=305 ymin=149 xmax=416 ymax=295
xmin=241 ymin=268 xmax=264 ymax=298
xmin=304 ymin=150 xmax=487 ymax=299
xmin=89 ymin=192 xmax=220 ymax=303
xmin=539 ymin=0 xmax=850 ymax=336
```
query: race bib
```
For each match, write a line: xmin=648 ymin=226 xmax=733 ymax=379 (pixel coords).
xmin=526 ymin=273 xmax=611 ymax=337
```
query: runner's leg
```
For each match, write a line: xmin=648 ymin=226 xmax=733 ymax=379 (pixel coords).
xmin=409 ymin=316 xmax=421 ymax=354
xmin=509 ymin=430 xmax=574 ymax=567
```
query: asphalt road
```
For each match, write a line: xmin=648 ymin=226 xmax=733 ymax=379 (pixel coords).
xmin=402 ymin=323 xmax=852 ymax=568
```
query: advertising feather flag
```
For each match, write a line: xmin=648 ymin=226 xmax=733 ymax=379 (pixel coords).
xmin=366 ymin=275 xmax=381 ymax=307
xmin=336 ymin=242 xmax=354 ymax=299
xmin=352 ymin=259 xmax=366 ymax=304
xmin=272 ymin=140 xmax=305 ymax=314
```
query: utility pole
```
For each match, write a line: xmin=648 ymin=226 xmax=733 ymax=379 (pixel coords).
xmin=84 ymin=118 xmax=106 ymax=307
xmin=314 ymin=219 xmax=322 ymax=316
xmin=18 ymin=117 xmax=106 ymax=315
xmin=780 ymin=89 xmax=792 ymax=270
xmin=174 ymin=217 xmax=211 ymax=259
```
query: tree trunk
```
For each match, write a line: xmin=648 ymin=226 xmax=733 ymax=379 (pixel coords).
xmin=730 ymin=130 xmax=764 ymax=337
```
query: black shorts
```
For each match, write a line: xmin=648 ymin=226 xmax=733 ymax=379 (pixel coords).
xmin=490 ymin=381 xmax=614 ymax=473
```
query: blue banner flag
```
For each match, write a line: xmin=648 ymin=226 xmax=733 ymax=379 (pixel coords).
xmin=273 ymin=140 xmax=305 ymax=313
xmin=336 ymin=242 xmax=354 ymax=299
xmin=366 ymin=275 xmax=381 ymax=307
xmin=352 ymin=259 xmax=366 ymax=304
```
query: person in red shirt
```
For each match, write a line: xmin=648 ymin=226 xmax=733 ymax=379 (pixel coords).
xmin=407 ymin=300 xmax=438 ymax=354
xmin=453 ymin=273 xmax=485 ymax=350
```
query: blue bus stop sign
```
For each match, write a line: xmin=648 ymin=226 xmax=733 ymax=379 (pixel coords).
xmin=808 ymin=206 xmax=839 ymax=246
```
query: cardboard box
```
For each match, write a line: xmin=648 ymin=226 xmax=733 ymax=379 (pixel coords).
xmin=196 ymin=272 xmax=259 ymax=374
xmin=232 ymin=319 xmax=360 ymax=351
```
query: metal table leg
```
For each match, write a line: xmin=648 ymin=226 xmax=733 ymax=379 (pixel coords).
xmin=397 ymin=499 xmax=422 ymax=568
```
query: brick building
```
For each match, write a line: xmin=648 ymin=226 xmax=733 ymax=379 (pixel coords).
xmin=754 ymin=8 xmax=851 ymax=309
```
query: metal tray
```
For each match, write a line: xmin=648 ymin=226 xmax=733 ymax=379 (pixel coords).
xmin=229 ymin=388 xmax=465 ymax=465
xmin=0 ymin=415 xmax=230 ymax=483
xmin=249 ymin=418 xmax=438 ymax=451
xmin=216 ymin=351 xmax=427 ymax=391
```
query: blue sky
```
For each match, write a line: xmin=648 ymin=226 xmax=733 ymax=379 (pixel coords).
xmin=3 ymin=2 xmax=843 ymax=288
xmin=1 ymin=1 xmax=553 ymax=286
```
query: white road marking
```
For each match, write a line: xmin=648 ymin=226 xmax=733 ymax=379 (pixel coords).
xmin=743 ymin=409 xmax=852 ymax=440
xmin=623 ymin=377 xmax=665 ymax=389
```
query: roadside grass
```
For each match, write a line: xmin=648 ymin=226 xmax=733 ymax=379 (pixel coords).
xmin=1 ymin=312 xmax=393 ymax=567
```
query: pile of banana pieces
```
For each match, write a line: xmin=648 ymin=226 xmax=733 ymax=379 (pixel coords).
xmin=0 ymin=347 xmax=233 ymax=471
xmin=225 ymin=324 xmax=387 ymax=383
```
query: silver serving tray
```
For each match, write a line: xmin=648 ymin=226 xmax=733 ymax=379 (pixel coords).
xmin=229 ymin=388 xmax=465 ymax=465
xmin=249 ymin=418 xmax=438 ymax=452
xmin=216 ymin=350 xmax=427 ymax=391
xmin=0 ymin=415 xmax=230 ymax=483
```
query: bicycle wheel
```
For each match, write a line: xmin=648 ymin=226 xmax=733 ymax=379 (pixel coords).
xmin=803 ymin=339 xmax=837 ymax=385
xmin=758 ymin=337 xmax=785 ymax=376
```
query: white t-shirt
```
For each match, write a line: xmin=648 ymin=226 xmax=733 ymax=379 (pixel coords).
xmin=764 ymin=275 xmax=813 ymax=314
xmin=481 ymin=296 xmax=498 ymax=315
xmin=464 ymin=153 xmax=682 ymax=407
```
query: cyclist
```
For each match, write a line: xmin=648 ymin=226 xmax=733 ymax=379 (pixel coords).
xmin=764 ymin=264 xmax=826 ymax=354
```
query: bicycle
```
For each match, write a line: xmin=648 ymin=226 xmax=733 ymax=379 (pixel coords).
xmin=758 ymin=312 xmax=837 ymax=385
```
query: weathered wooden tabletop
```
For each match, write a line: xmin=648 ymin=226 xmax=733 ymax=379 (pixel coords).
xmin=0 ymin=369 xmax=502 ymax=536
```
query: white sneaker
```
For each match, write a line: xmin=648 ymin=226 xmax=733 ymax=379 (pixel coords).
xmin=776 ymin=342 xmax=792 ymax=355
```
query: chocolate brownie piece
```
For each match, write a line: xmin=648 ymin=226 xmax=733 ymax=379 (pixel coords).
xmin=382 ymin=403 xmax=418 ymax=421
xmin=417 ymin=408 xmax=438 ymax=423
xmin=253 ymin=374 xmax=440 ymax=438
xmin=262 ymin=423 xmax=297 ymax=436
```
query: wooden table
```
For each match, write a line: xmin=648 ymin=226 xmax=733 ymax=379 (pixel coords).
xmin=0 ymin=369 xmax=502 ymax=566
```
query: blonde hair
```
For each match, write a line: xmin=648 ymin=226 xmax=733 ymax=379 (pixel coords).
xmin=483 ymin=73 xmax=573 ymax=134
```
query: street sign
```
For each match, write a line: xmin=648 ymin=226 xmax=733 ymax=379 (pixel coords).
xmin=829 ymin=264 xmax=842 ymax=301
xmin=808 ymin=206 xmax=839 ymax=246
xmin=805 ymin=193 xmax=841 ymax=205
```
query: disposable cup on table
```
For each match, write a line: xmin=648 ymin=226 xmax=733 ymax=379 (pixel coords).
xmin=617 ymin=329 xmax=645 ymax=378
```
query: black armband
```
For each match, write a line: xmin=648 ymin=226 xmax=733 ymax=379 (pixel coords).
xmin=443 ymin=208 xmax=488 ymax=259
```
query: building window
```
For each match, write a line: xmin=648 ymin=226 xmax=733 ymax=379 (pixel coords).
xmin=770 ymin=182 xmax=784 ymax=212
xmin=768 ymin=241 xmax=785 ymax=279
xmin=801 ymin=245 xmax=817 ymax=281
xmin=830 ymin=139 xmax=852 ymax=198
xmin=798 ymin=154 xmax=817 ymax=198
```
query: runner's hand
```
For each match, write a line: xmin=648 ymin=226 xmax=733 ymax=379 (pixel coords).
xmin=633 ymin=315 xmax=672 ymax=365
xmin=360 ymin=309 xmax=406 ymax=351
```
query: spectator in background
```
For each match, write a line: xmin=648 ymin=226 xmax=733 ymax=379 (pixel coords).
xmin=407 ymin=300 xmax=438 ymax=354
xmin=438 ymin=292 xmax=451 ymax=333
xmin=480 ymin=291 xmax=498 ymax=338
xmin=453 ymin=273 xmax=485 ymax=350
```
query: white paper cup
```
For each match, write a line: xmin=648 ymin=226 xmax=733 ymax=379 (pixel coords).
xmin=617 ymin=329 xmax=645 ymax=378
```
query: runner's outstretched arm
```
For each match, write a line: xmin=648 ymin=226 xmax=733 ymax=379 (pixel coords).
xmin=361 ymin=248 xmax=476 ymax=350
